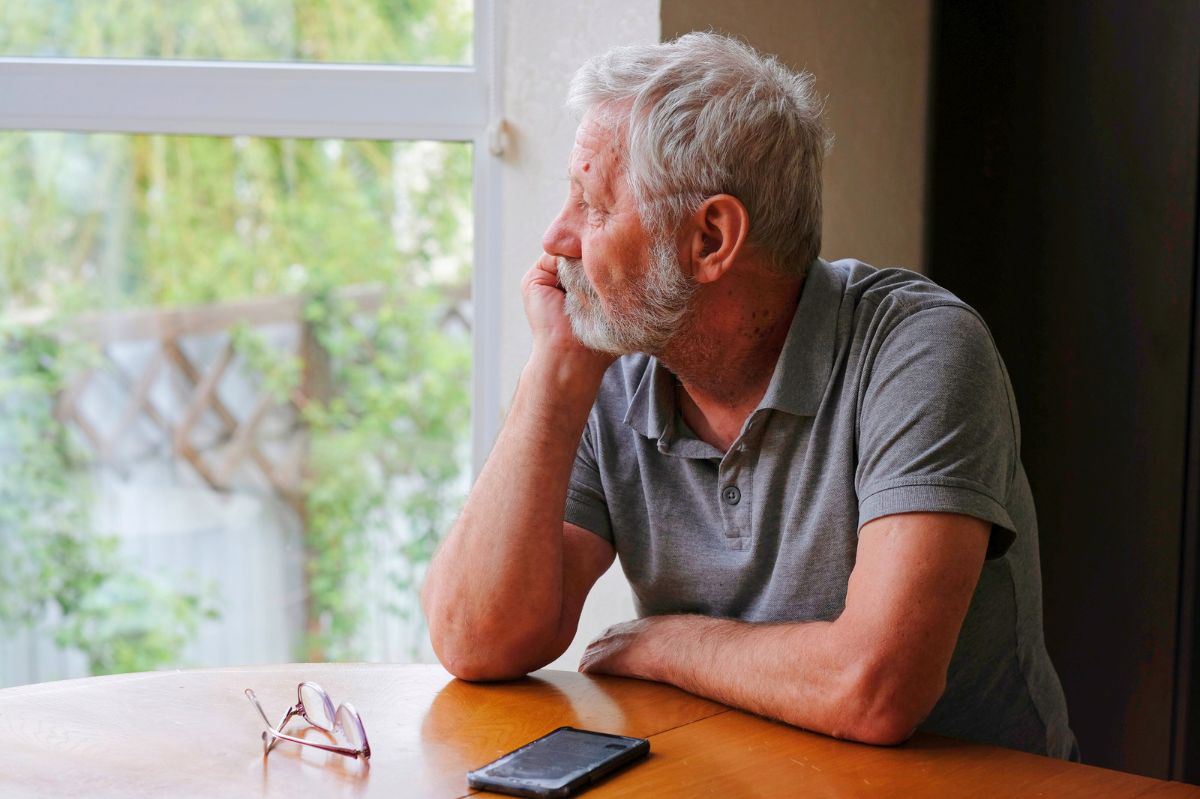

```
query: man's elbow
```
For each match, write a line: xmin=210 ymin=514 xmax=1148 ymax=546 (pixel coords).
xmin=425 ymin=610 xmax=555 ymax=682
xmin=834 ymin=665 xmax=945 ymax=746
xmin=426 ymin=624 xmax=517 ymax=682
xmin=842 ymin=706 xmax=922 ymax=747
xmin=437 ymin=649 xmax=530 ymax=683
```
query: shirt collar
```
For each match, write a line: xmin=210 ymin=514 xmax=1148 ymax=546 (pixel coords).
xmin=758 ymin=257 xmax=841 ymax=417
xmin=623 ymin=258 xmax=842 ymax=442
xmin=623 ymin=354 xmax=674 ymax=443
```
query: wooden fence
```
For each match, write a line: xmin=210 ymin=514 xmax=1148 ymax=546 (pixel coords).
xmin=1 ymin=285 xmax=462 ymax=685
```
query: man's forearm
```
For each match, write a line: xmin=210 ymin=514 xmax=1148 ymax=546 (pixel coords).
xmin=421 ymin=353 xmax=605 ymax=679
xmin=580 ymin=614 xmax=941 ymax=746
xmin=579 ymin=514 xmax=986 ymax=745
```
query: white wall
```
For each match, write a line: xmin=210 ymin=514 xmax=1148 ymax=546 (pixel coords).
xmin=495 ymin=1 xmax=660 ymax=669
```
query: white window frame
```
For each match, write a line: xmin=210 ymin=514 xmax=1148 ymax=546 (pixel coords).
xmin=0 ymin=0 xmax=504 ymax=475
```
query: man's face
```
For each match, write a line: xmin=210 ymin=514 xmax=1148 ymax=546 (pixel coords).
xmin=541 ymin=113 xmax=695 ymax=355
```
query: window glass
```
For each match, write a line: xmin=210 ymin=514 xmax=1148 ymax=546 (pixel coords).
xmin=0 ymin=132 xmax=472 ymax=683
xmin=0 ymin=0 xmax=472 ymax=65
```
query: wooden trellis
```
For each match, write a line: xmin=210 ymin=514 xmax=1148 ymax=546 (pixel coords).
xmin=36 ymin=282 xmax=470 ymax=661
xmin=52 ymin=286 xmax=385 ymax=514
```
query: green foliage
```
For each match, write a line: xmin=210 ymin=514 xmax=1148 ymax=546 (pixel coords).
xmin=0 ymin=0 xmax=471 ymax=64
xmin=231 ymin=323 xmax=303 ymax=405
xmin=0 ymin=2 xmax=474 ymax=677
xmin=53 ymin=571 xmax=220 ymax=676
xmin=1 ymin=135 xmax=472 ymax=314
xmin=301 ymin=286 xmax=469 ymax=659
xmin=0 ymin=330 xmax=98 ymax=623
xmin=0 ymin=328 xmax=218 ymax=675
xmin=216 ymin=282 xmax=470 ymax=663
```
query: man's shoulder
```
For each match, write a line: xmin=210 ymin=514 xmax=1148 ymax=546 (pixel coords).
xmin=827 ymin=258 xmax=970 ymax=314
xmin=822 ymin=258 xmax=987 ymax=341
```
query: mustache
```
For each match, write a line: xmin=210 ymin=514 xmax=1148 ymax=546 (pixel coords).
xmin=556 ymin=257 xmax=597 ymax=299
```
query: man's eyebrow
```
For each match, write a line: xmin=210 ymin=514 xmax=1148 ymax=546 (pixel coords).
xmin=567 ymin=171 xmax=590 ymax=198
xmin=567 ymin=164 xmax=608 ymax=203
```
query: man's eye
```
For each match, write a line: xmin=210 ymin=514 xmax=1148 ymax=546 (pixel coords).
xmin=578 ymin=201 xmax=605 ymax=225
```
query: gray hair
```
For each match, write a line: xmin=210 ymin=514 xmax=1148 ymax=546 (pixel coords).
xmin=567 ymin=32 xmax=831 ymax=277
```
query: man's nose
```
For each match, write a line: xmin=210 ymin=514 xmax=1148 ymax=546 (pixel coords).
xmin=542 ymin=209 xmax=581 ymax=259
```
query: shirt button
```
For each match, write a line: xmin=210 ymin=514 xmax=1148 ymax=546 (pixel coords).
xmin=722 ymin=485 xmax=741 ymax=505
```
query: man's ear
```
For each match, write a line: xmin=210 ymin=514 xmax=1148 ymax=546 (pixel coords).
xmin=685 ymin=194 xmax=750 ymax=284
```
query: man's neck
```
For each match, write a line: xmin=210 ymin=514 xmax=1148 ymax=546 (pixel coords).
xmin=659 ymin=270 xmax=803 ymax=452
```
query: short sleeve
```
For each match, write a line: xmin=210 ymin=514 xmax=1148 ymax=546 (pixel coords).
xmin=856 ymin=305 xmax=1018 ymax=558
xmin=564 ymin=422 xmax=614 ymax=542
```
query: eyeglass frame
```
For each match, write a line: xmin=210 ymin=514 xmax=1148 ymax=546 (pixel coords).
xmin=245 ymin=681 xmax=372 ymax=761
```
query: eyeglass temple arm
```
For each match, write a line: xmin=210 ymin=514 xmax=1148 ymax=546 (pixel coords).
xmin=245 ymin=689 xmax=298 ymax=755
xmin=260 ymin=725 xmax=367 ymax=760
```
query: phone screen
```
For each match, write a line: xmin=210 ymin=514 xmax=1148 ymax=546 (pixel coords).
xmin=467 ymin=726 xmax=650 ymax=798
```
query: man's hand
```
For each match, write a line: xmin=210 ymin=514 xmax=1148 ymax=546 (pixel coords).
xmin=578 ymin=617 xmax=665 ymax=679
xmin=521 ymin=253 xmax=575 ymax=348
xmin=522 ymin=254 xmax=613 ymax=375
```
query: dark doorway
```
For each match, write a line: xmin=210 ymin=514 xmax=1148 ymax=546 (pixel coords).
xmin=926 ymin=0 xmax=1200 ymax=780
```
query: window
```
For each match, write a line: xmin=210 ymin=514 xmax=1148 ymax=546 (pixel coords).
xmin=0 ymin=0 xmax=501 ymax=684
xmin=0 ymin=0 xmax=473 ymax=64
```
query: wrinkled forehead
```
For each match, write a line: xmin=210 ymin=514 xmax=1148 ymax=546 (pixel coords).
xmin=569 ymin=109 xmax=630 ymax=193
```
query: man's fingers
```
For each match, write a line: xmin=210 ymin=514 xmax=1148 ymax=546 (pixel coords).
xmin=524 ymin=253 xmax=564 ymax=291
xmin=578 ymin=642 xmax=605 ymax=674
xmin=535 ymin=252 xmax=558 ymax=278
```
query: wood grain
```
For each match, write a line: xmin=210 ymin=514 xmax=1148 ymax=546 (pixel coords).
xmin=572 ymin=710 xmax=1200 ymax=799
xmin=0 ymin=664 xmax=722 ymax=798
xmin=0 ymin=664 xmax=1194 ymax=798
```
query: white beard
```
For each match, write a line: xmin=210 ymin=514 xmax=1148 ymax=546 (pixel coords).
xmin=556 ymin=237 xmax=696 ymax=356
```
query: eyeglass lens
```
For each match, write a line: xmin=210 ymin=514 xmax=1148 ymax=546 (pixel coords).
xmin=337 ymin=704 xmax=365 ymax=750
xmin=299 ymin=682 xmax=336 ymax=731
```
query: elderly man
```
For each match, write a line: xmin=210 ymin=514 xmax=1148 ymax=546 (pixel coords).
xmin=422 ymin=33 xmax=1076 ymax=758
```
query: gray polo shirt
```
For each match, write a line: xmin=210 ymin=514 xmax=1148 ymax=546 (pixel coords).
xmin=564 ymin=258 xmax=1076 ymax=759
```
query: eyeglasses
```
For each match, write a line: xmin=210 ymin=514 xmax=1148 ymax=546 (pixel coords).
xmin=245 ymin=681 xmax=371 ymax=761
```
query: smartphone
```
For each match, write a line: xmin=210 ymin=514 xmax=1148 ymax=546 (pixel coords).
xmin=466 ymin=726 xmax=650 ymax=798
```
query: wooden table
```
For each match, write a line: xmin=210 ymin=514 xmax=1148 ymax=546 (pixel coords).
xmin=0 ymin=663 xmax=1196 ymax=798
